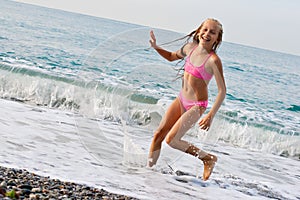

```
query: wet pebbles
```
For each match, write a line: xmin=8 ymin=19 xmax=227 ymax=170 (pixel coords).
xmin=0 ymin=166 xmax=138 ymax=200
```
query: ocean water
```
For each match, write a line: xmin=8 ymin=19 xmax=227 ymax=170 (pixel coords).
xmin=0 ymin=0 xmax=300 ymax=199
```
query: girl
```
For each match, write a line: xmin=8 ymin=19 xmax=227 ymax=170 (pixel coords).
xmin=148 ymin=18 xmax=226 ymax=181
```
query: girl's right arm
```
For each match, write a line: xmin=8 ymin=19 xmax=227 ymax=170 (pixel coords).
xmin=150 ymin=30 xmax=186 ymax=62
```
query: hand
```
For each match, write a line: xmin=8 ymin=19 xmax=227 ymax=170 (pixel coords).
xmin=199 ymin=114 xmax=213 ymax=131
xmin=149 ymin=30 xmax=158 ymax=49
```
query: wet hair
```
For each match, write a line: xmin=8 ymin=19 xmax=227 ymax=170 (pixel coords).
xmin=159 ymin=18 xmax=223 ymax=52
xmin=185 ymin=18 xmax=223 ymax=52
xmin=157 ymin=18 xmax=223 ymax=80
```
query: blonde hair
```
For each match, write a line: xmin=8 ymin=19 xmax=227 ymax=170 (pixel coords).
xmin=189 ymin=18 xmax=223 ymax=51
xmin=158 ymin=18 xmax=223 ymax=52
xmin=165 ymin=18 xmax=224 ymax=79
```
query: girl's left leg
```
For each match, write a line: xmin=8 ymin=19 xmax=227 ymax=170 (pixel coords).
xmin=165 ymin=106 xmax=217 ymax=180
xmin=165 ymin=105 xmax=204 ymax=152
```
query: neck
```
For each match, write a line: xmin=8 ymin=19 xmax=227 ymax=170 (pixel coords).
xmin=195 ymin=44 xmax=212 ymax=54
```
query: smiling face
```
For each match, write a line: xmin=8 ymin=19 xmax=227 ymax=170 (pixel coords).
xmin=194 ymin=19 xmax=223 ymax=51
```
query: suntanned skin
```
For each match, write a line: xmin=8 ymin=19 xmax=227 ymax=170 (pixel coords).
xmin=148 ymin=19 xmax=226 ymax=181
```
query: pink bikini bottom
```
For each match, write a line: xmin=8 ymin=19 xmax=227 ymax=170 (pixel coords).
xmin=178 ymin=91 xmax=208 ymax=111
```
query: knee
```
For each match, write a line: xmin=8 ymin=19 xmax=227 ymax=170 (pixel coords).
xmin=165 ymin=134 xmax=177 ymax=149
xmin=152 ymin=129 xmax=168 ymax=144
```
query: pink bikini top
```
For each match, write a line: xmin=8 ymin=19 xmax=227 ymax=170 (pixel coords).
xmin=184 ymin=46 xmax=214 ymax=80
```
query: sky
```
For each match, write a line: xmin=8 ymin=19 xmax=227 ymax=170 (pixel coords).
xmin=15 ymin=0 xmax=300 ymax=56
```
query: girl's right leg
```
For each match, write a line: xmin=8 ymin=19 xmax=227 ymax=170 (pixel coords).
xmin=147 ymin=97 xmax=183 ymax=167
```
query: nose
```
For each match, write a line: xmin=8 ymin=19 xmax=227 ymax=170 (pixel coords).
xmin=204 ymin=30 xmax=210 ymax=37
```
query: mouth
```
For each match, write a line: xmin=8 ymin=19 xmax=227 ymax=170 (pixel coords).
xmin=201 ymin=36 xmax=211 ymax=42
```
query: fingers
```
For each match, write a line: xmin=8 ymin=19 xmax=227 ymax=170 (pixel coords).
xmin=201 ymin=124 xmax=210 ymax=131
xmin=199 ymin=117 xmax=211 ymax=131
xmin=200 ymin=123 xmax=209 ymax=131
xmin=150 ymin=30 xmax=155 ymax=39
xmin=149 ymin=30 xmax=156 ymax=46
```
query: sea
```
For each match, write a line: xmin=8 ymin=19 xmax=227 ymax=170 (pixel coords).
xmin=0 ymin=0 xmax=299 ymax=199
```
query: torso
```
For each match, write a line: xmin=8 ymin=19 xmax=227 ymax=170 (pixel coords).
xmin=181 ymin=43 xmax=214 ymax=101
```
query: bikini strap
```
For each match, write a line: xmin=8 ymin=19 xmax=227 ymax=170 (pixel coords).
xmin=188 ymin=46 xmax=214 ymax=58
xmin=187 ymin=45 xmax=198 ymax=58
xmin=202 ymin=51 xmax=214 ymax=65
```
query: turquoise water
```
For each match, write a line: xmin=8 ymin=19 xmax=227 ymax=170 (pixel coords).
xmin=1 ymin=1 xmax=299 ymax=156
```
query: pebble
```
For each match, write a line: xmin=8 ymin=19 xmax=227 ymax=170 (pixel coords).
xmin=0 ymin=166 xmax=138 ymax=200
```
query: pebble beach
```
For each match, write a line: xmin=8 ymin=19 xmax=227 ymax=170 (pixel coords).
xmin=0 ymin=166 xmax=138 ymax=200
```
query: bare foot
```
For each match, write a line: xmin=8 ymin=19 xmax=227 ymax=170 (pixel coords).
xmin=202 ymin=154 xmax=217 ymax=181
xmin=147 ymin=158 xmax=154 ymax=168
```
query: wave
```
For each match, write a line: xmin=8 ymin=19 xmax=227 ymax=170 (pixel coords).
xmin=193 ymin=115 xmax=300 ymax=160
xmin=226 ymin=93 xmax=248 ymax=103
xmin=0 ymin=63 xmax=160 ymax=123
xmin=220 ymin=109 xmax=299 ymax=136
xmin=287 ymin=104 xmax=300 ymax=112
xmin=1 ymin=63 xmax=299 ymax=159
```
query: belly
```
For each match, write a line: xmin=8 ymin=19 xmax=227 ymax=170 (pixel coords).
xmin=182 ymin=73 xmax=209 ymax=100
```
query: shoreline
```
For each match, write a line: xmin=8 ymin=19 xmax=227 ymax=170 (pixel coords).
xmin=0 ymin=165 xmax=139 ymax=200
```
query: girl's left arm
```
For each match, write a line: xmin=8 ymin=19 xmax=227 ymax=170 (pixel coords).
xmin=199 ymin=56 xmax=226 ymax=130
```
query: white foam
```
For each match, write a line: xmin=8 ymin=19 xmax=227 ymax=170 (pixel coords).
xmin=0 ymin=99 xmax=299 ymax=200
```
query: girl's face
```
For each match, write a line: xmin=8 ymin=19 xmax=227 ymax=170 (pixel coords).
xmin=197 ymin=20 xmax=221 ymax=49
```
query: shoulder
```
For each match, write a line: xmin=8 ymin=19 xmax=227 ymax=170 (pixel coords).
xmin=180 ymin=42 xmax=197 ymax=56
xmin=210 ymin=52 xmax=222 ymax=67
xmin=184 ymin=42 xmax=197 ymax=52
xmin=208 ymin=52 xmax=223 ymax=74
